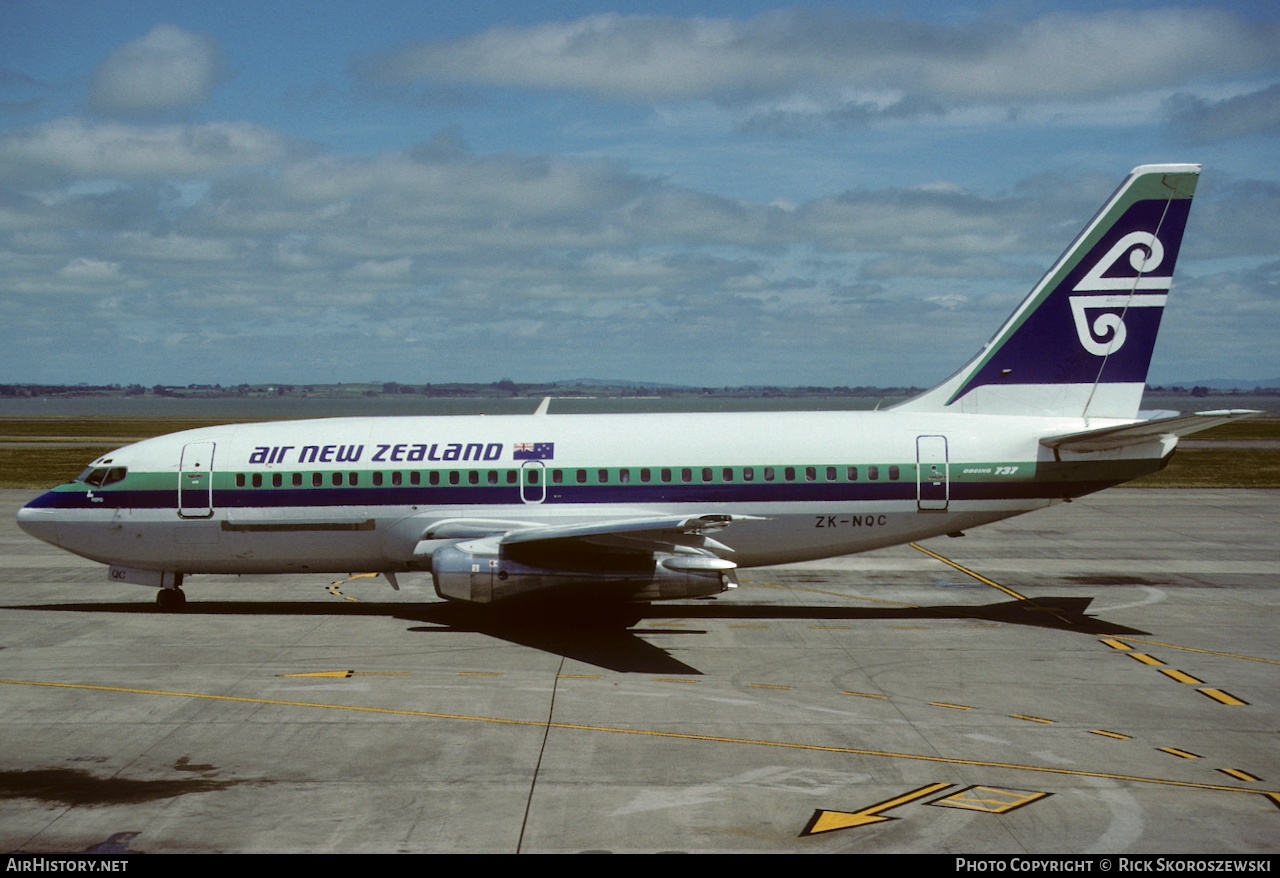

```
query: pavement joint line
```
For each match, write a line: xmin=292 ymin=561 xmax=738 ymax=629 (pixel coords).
xmin=3 ymin=676 xmax=1275 ymax=802
xmin=908 ymin=542 xmax=1026 ymax=600
xmin=1125 ymin=638 xmax=1280 ymax=666
xmin=739 ymin=579 xmax=916 ymax=607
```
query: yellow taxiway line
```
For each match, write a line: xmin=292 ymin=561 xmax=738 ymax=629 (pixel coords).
xmin=3 ymin=676 xmax=1276 ymax=805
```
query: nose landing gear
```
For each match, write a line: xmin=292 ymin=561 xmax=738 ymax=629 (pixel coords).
xmin=156 ymin=573 xmax=186 ymax=612
xmin=156 ymin=588 xmax=186 ymax=611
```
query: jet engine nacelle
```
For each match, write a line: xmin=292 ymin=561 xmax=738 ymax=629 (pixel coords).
xmin=431 ymin=542 xmax=737 ymax=604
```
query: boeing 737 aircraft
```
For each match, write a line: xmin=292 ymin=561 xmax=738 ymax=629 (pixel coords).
xmin=17 ymin=164 xmax=1256 ymax=611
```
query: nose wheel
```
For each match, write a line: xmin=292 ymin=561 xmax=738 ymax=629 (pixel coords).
xmin=156 ymin=588 xmax=187 ymax=612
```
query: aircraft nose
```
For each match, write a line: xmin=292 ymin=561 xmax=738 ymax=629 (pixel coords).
xmin=16 ymin=499 xmax=61 ymax=547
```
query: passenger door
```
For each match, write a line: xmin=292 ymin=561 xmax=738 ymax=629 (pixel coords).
xmin=179 ymin=442 xmax=216 ymax=518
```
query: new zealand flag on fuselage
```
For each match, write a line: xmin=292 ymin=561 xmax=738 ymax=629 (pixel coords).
xmin=513 ymin=442 xmax=555 ymax=460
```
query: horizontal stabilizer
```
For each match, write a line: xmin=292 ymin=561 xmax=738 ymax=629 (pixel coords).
xmin=1041 ymin=409 xmax=1259 ymax=452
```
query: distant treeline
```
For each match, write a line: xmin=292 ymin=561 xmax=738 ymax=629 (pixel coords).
xmin=2 ymin=382 xmax=1276 ymax=400
xmin=0 ymin=381 xmax=924 ymax=400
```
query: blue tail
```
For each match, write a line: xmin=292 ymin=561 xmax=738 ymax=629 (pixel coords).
xmin=896 ymin=164 xmax=1199 ymax=419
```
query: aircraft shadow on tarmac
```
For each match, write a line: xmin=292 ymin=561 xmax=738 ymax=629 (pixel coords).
xmin=7 ymin=595 xmax=1149 ymax=675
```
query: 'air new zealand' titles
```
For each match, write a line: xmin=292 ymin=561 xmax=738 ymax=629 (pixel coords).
xmin=17 ymin=164 xmax=1258 ymax=612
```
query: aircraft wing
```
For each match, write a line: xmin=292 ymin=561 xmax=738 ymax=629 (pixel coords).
xmin=1040 ymin=409 xmax=1260 ymax=453
xmin=413 ymin=513 xmax=758 ymax=560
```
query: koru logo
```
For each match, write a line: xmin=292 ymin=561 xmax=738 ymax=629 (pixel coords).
xmin=1069 ymin=231 xmax=1170 ymax=357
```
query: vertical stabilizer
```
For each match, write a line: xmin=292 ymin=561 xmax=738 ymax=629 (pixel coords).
xmin=894 ymin=164 xmax=1199 ymax=419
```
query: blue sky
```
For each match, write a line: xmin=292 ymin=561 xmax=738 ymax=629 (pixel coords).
xmin=2 ymin=1 xmax=1278 ymax=387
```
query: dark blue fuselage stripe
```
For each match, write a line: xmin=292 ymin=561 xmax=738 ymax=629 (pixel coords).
xmin=27 ymin=478 xmax=1128 ymax=510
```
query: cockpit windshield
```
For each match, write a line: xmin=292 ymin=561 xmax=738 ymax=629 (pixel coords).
xmin=76 ymin=466 xmax=127 ymax=487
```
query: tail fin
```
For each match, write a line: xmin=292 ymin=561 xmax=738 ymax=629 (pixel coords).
xmin=894 ymin=164 xmax=1199 ymax=419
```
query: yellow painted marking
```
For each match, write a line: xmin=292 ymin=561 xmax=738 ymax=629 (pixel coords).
xmin=1158 ymin=747 xmax=1201 ymax=759
xmin=324 ymin=586 xmax=359 ymax=603
xmin=1219 ymin=769 xmax=1260 ymax=782
xmin=457 ymin=672 xmax=502 ymax=677
xmin=4 ymin=678 xmax=1277 ymax=803
xmin=1199 ymin=688 xmax=1248 ymax=706
xmin=748 ymin=684 xmax=791 ymax=690
xmin=1010 ymin=714 xmax=1054 ymax=724
xmin=929 ymin=702 xmax=973 ymax=710
xmin=933 ymin=786 xmax=1049 ymax=814
xmin=803 ymin=783 xmax=953 ymax=834
xmin=653 ymin=678 xmax=698 ymax=684
xmin=1126 ymin=638 xmax=1280 ymax=666
xmin=1128 ymin=653 xmax=1164 ymax=666
xmin=909 ymin=543 xmax=1026 ymax=600
xmin=1090 ymin=730 xmax=1131 ymax=740
xmin=277 ymin=671 xmax=409 ymax=678
xmin=1159 ymin=669 xmax=1204 ymax=685
xmin=1101 ymin=639 xmax=1132 ymax=650
xmin=557 ymin=675 xmax=601 ymax=679
xmin=842 ymin=692 xmax=888 ymax=699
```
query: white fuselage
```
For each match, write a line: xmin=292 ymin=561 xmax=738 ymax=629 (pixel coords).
xmin=17 ymin=409 xmax=1156 ymax=576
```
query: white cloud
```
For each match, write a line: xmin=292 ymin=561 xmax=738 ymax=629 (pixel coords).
xmin=1 ymin=116 xmax=1275 ymax=385
xmin=361 ymin=9 xmax=1280 ymax=106
xmin=89 ymin=25 xmax=223 ymax=116
xmin=0 ymin=119 xmax=288 ymax=180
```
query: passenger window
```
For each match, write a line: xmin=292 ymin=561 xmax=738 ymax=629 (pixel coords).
xmin=847 ymin=467 xmax=858 ymax=481
xmin=784 ymin=467 xmax=795 ymax=481
xmin=661 ymin=469 xmax=672 ymax=483
xmin=619 ymin=469 xmax=630 ymax=483
xmin=372 ymin=472 xmax=383 ymax=486
xmin=292 ymin=473 xmax=302 ymax=487
xmin=313 ymin=473 xmax=323 ymax=487
xmin=448 ymin=472 xmax=459 ymax=485
xmin=348 ymin=472 xmax=358 ymax=486
xmin=488 ymin=471 xmax=498 ymax=485
xmin=468 ymin=471 xmax=479 ymax=485
xmin=598 ymin=469 xmax=608 ymax=483
xmin=826 ymin=466 xmax=837 ymax=481
xmin=428 ymin=472 xmax=439 ymax=485
xmin=272 ymin=473 xmax=282 ymax=488
xmin=868 ymin=465 xmax=880 ymax=481
xmin=391 ymin=472 xmax=402 ymax=486
xmin=702 ymin=468 xmax=713 ymax=482
xmin=640 ymin=469 xmax=651 ymax=482
xmin=722 ymin=468 xmax=733 ymax=481
xmin=236 ymin=473 xmax=246 ymax=488
xmin=888 ymin=466 xmax=899 ymax=480
xmin=577 ymin=469 xmax=587 ymax=483
xmin=743 ymin=468 xmax=754 ymax=482
xmin=681 ymin=468 xmax=692 ymax=483
xmin=332 ymin=472 xmax=342 ymax=486
xmin=252 ymin=473 xmax=263 ymax=488
xmin=550 ymin=470 xmax=561 ymax=484
xmin=764 ymin=467 xmax=775 ymax=482
xmin=805 ymin=467 xmax=816 ymax=482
